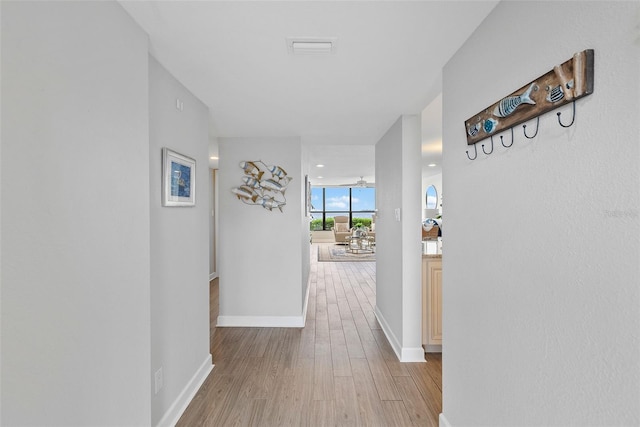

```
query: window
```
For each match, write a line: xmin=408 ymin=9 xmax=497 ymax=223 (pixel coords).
xmin=310 ymin=186 xmax=376 ymax=231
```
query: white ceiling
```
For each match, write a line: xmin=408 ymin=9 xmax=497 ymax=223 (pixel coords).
xmin=120 ymin=0 xmax=498 ymax=186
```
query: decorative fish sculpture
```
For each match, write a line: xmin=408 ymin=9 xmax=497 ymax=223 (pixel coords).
xmin=231 ymin=185 xmax=258 ymax=202
xmin=257 ymin=196 xmax=286 ymax=212
xmin=242 ymin=176 xmax=262 ymax=189
xmin=467 ymin=122 xmax=482 ymax=137
xmin=267 ymin=165 xmax=288 ymax=180
xmin=546 ymin=84 xmax=564 ymax=103
xmin=483 ymin=118 xmax=498 ymax=134
xmin=239 ymin=161 xmax=264 ymax=180
xmin=493 ymin=83 xmax=537 ymax=117
xmin=260 ymin=178 xmax=289 ymax=194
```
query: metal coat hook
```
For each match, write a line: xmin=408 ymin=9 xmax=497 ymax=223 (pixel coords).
xmin=500 ymin=127 xmax=514 ymax=148
xmin=523 ymin=117 xmax=539 ymax=139
xmin=466 ymin=143 xmax=478 ymax=160
xmin=557 ymin=100 xmax=576 ymax=128
xmin=482 ymin=137 xmax=494 ymax=155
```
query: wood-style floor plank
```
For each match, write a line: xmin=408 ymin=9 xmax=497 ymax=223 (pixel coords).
xmin=380 ymin=400 xmax=416 ymax=427
xmin=350 ymin=358 xmax=389 ymax=425
xmin=333 ymin=376 xmax=360 ymax=426
xmin=394 ymin=376 xmax=439 ymax=427
xmin=178 ymin=243 xmax=441 ymax=426
xmin=329 ymin=329 xmax=352 ymax=377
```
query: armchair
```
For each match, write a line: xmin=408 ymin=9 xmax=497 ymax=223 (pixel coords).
xmin=332 ymin=216 xmax=351 ymax=244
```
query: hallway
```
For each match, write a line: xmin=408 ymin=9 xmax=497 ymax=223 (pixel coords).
xmin=178 ymin=244 xmax=441 ymax=426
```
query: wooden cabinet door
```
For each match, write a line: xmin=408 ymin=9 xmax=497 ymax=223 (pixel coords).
xmin=427 ymin=260 xmax=442 ymax=345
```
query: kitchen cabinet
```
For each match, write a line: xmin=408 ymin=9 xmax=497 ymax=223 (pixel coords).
xmin=422 ymin=255 xmax=442 ymax=352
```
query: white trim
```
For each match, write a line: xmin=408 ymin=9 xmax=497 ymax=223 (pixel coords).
xmin=217 ymin=315 xmax=305 ymax=328
xmin=374 ymin=306 xmax=401 ymax=358
xmin=155 ymin=354 xmax=213 ymax=427
xmin=301 ymin=278 xmax=311 ymax=327
xmin=401 ymin=347 xmax=426 ymax=362
xmin=217 ymin=277 xmax=310 ymax=328
xmin=209 ymin=272 xmax=218 ymax=281
xmin=439 ymin=413 xmax=452 ymax=427
xmin=375 ymin=306 xmax=426 ymax=363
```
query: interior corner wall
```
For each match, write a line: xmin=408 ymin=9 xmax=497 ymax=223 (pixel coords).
xmin=218 ymin=137 xmax=308 ymax=327
xmin=148 ymin=56 xmax=211 ymax=426
xmin=442 ymin=1 xmax=640 ymax=425
xmin=1 ymin=2 xmax=152 ymax=425
xmin=375 ymin=115 xmax=424 ymax=362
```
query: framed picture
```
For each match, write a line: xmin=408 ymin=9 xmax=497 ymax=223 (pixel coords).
xmin=305 ymin=174 xmax=311 ymax=217
xmin=162 ymin=148 xmax=196 ymax=207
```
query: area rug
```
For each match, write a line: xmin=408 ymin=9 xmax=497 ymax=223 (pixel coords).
xmin=317 ymin=244 xmax=375 ymax=262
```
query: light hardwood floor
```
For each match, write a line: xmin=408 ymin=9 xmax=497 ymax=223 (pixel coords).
xmin=178 ymin=244 xmax=442 ymax=426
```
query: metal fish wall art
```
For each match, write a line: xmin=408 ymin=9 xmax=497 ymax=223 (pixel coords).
xmin=239 ymin=161 xmax=264 ymax=180
xmin=231 ymin=159 xmax=291 ymax=212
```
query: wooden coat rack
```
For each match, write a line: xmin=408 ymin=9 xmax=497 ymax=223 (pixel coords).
xmin=464 ymin=49 xmax=594 ymax=160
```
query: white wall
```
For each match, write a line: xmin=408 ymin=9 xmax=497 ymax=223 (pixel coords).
xmin=217 ymin=137 xmax=310 ymax=327
xmin=442 ymin=1 xmax=640 ymax=425
xmin=148 ymin=56 xmax=212 ymax=426
xmin=209 ymin=168 xmax=218 ymax=279
xmin=375 ymin=115 xmax=424 ymax=362
xmin=1 ymin=2 xmax=152 ymax=425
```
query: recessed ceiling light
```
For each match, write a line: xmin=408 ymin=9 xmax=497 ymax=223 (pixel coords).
xmin=286 ymin=37 xmax=337 ymax=55
xmin=316 ymin=164 xmax=325 ymax=168
xmin=428 ymin=163 xmax=436 ymax=167
xmin=317 ymin=176 xmax=323 ymax=179
xmin=210 ymin=156 xmax=218 ymax=160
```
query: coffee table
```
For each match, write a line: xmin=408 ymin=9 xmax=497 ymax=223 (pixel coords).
xmin=346 ymin=235 xmax=375 ymax=254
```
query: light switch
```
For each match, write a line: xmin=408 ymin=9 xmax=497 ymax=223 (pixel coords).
xmin=394 ymin=208 xmax=401 ymax=221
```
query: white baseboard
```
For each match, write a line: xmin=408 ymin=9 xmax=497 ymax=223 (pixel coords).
xmin=374 ymin=306 xmax=426 ymax=363
xmin=301 ymin=278 xmax=311 ymax=327
xmin=209 ymin=272 xmax=218 ymax=281
xmin=217 ymin=315 xmax=305 ymax=328
xmin=217 ymin=279 xmax=310 ymax=328
xmin=439 ymin=413 xmax=451 ymax=427
xmin=155 ymin=354 xmax=214 ymax=427
xmin=373 ymin=306 xmax=402 ymax=358
xmin=401 ymin=346 xmax=427 ymax=362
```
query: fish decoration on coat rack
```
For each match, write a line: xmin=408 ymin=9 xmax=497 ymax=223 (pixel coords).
xmin=464 ymin=49 xmax=594 ymax=160
xmin=231 ymin=160 xmax=292 ymax=212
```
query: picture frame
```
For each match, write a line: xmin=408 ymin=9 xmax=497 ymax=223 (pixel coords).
xmin=162 ymin=147 xmax=196 ymax=207
xmin=304 ymin=175 xmax=311 ymax=216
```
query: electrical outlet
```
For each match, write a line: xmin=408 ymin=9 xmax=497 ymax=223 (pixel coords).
xmin=175 ymin=98 xmax=184 ymax=111
xmin=154 ymin=367 xmax=163 ymax=394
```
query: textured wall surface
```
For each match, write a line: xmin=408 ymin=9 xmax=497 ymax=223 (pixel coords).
xmin=1 ymin=2 xmax=152 ymax=424
xmin=442 ymin=1 xmax=639 ymax=425
xmin=218 ymin=137 xmax=308 ymax=325
xmin=149 ymin=56 xmax=211 ymax=426
xmin=375 ymin=115 xmax=424 ymax=361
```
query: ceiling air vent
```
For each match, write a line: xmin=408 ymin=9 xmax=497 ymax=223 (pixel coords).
xmin=286 ymin=37 xmax=337 ymax=55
